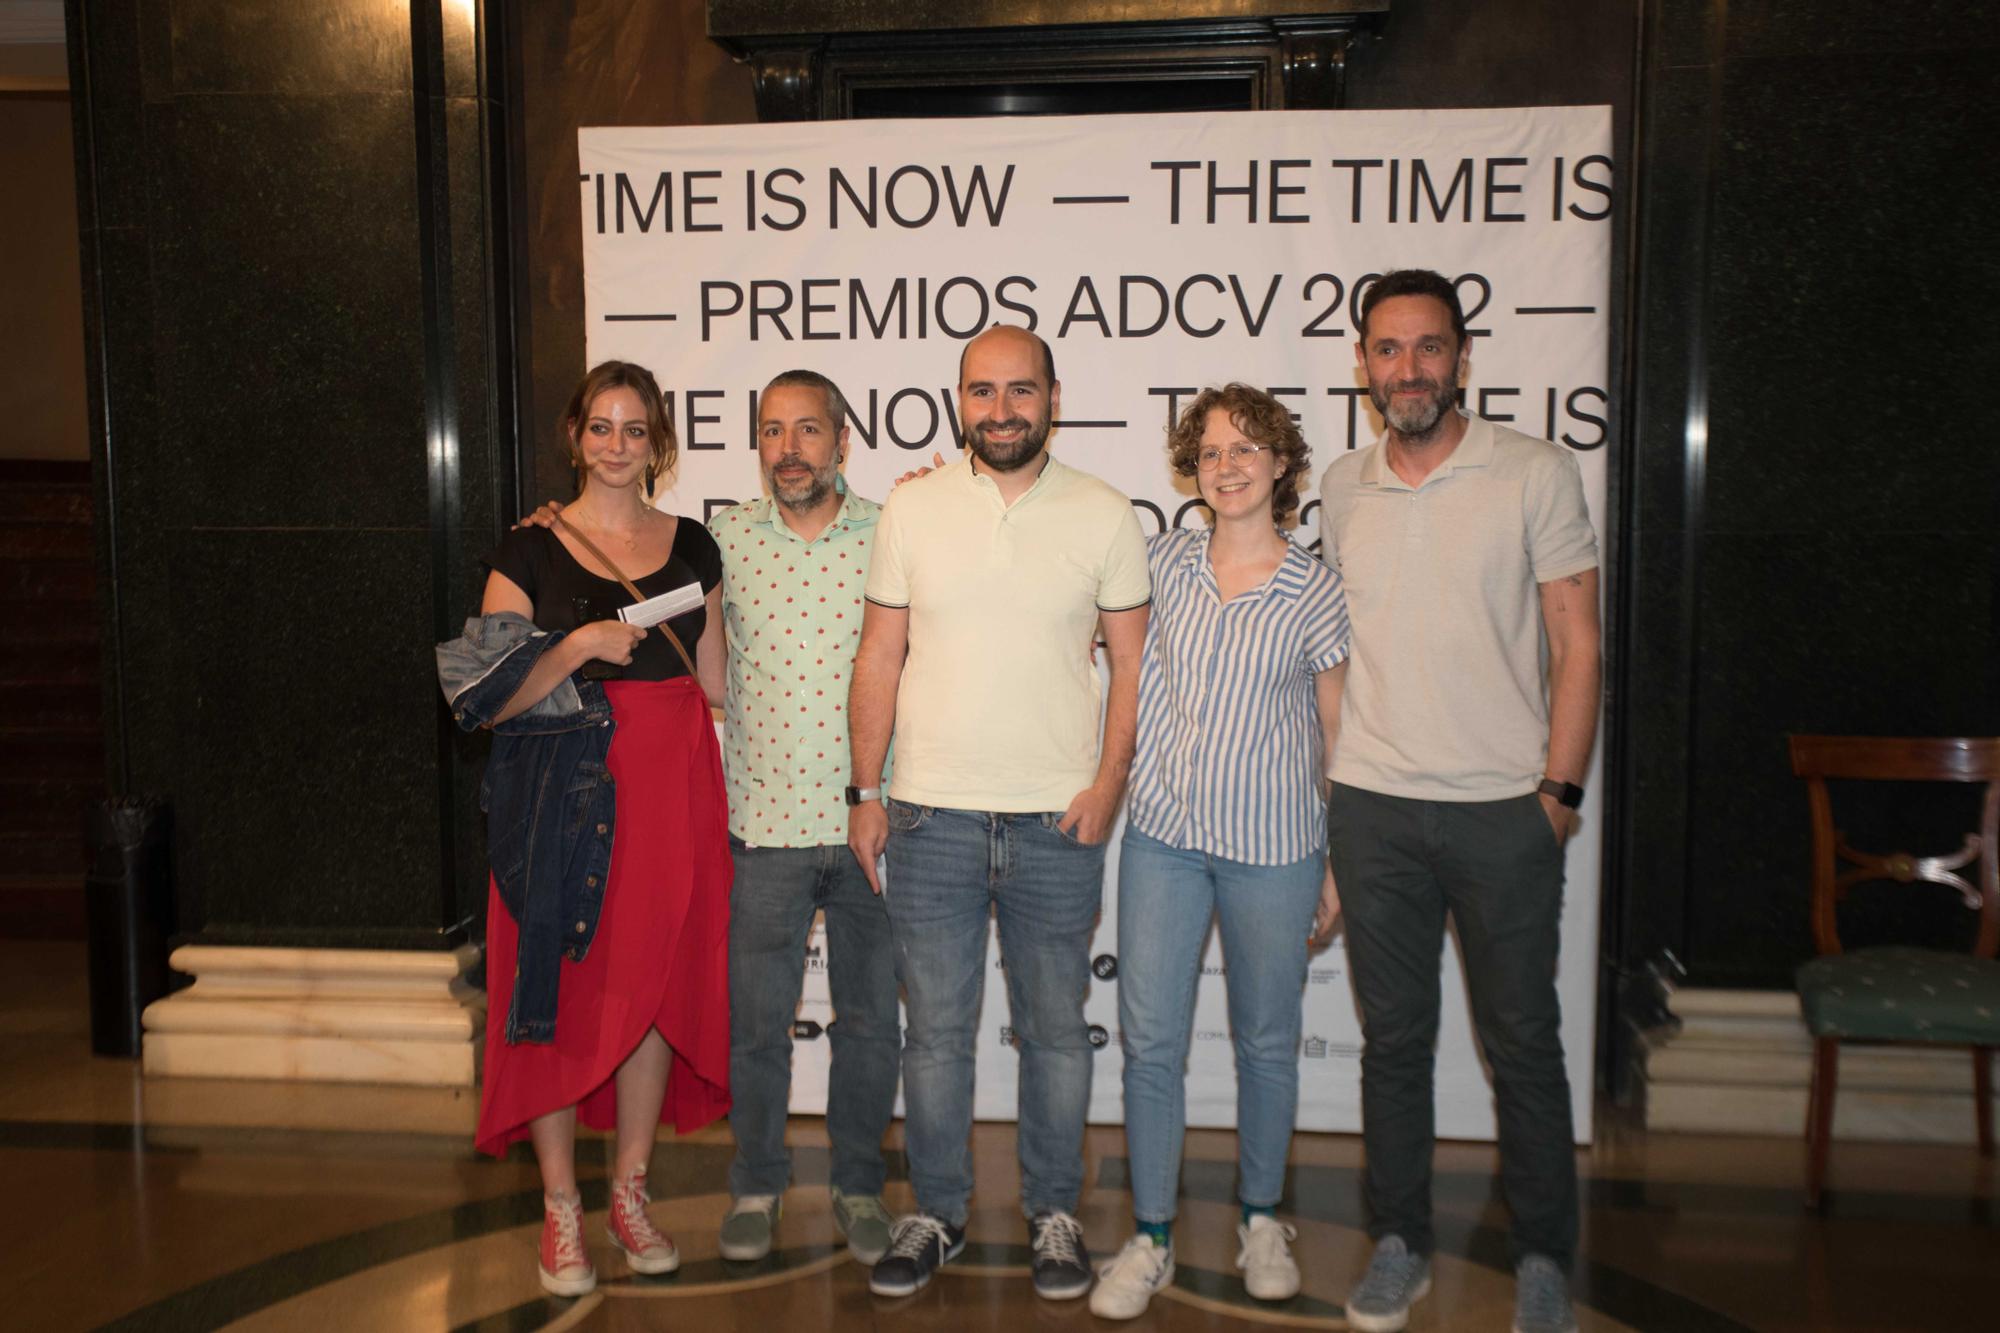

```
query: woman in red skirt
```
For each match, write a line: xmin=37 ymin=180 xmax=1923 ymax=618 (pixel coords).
xmin=456 ymin=361 xmax=730 ymax=1296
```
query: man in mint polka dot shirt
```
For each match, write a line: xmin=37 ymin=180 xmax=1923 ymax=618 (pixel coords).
xmin=709 ymin=370 xmax=899 ymax=1268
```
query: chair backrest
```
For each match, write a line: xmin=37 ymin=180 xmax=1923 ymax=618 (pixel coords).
xmin=1787 ymin=736 xmax=2000 ymax=959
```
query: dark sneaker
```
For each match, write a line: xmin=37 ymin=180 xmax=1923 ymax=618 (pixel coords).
xmin=867 ymin=1212 xmax=965 ymax=1297
xmin=718 ymin=1193 xmax=779 ymax=1262
xmin=1512 ymin=1254 xmax=1579 ymax=1333
xmin=1346 ymin=1235 xmax=1432 ymax=1332
xmin=1029 ymin=1210 xmax=1092 ymax=1300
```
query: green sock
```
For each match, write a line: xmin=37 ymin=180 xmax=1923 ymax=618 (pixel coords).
xmin=1242 ymin=1203 xmax=1275 ymax=1225
xmin=1138 ymin=1219 xmax=1172 ymax=1248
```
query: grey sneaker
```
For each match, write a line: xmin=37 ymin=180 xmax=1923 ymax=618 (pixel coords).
xmin=718 ymin=1193 xmax=780 ymax=1262
xmin=1512 ymin=1254 xmax=1578 ymax=1333
xmin=1345 ymin=1235 xmax=1432 ymax=1333
xmin=831 ymin=1188 xmax=894 ymax=1265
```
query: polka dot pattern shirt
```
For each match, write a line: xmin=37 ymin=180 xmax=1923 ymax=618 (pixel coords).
xmin=712 ymin=486 xmax=881 ymax=848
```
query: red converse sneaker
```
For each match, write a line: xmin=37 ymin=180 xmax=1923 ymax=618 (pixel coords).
xmin=538 ymin=1190 xmax=596 ymax=1297
xmin=607 ymin=1168 xmax=680 ymax=1274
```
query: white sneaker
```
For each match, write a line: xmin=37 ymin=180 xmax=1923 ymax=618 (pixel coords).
xmin=1237 ymin=1214 xmax=1301 ymax=1301
xmin=1089 ymin=1233 xmax=1175 ymax=1320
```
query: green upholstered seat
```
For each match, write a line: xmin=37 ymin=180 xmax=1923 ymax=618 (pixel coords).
xmin=1796 ymin=946 xmax=2000 ymax=1044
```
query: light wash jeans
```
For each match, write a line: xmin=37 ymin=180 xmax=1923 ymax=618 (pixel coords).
xmin=1116 ymin=826 xmax=1323 ymax=1222
xmin=882 ymin=799 xmax=1105 ymax=1227
xmin=727 ymin=839 xmax=901 ymax=1199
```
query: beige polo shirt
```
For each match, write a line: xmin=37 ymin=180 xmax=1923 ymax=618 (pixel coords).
xmin=865 ymin=455 xmax=1151 ymax=812
xmin=1318 ymin=412 xmax=1598 ymax=801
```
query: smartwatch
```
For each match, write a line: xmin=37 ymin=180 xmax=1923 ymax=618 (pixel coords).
xmin=1537 ymin=778 xmax=1584 ymax=810
xmin=844 ymin=785 xmax=883 ymax=806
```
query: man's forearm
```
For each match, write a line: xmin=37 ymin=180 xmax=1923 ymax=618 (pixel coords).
xmin=1544 ymin=637 xmax=1601 ymax=785
xmin=847 ymin=645 xmax=898 ymax=787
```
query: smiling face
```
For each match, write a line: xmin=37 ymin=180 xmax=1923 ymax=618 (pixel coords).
xmin=571 ymin=385 xmax=653 ymax=492
xmin=958 ymin=326 xmax=1059 ymax=472
xmin=1356 ymin=294 xmax=1469 ymax=440
xmin=757 ymin=383 xmax=845 ymax=513
xmin=1194 ymin=406 xmax=1283 ymax=521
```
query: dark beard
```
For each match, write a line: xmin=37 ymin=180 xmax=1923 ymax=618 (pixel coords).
xmin=965 ymin=415 xmax=1050 ymax=472
xmin=1370 ymin=379 xmax=1457 ymax=441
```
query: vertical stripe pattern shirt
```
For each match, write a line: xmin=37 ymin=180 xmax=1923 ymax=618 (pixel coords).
xmin=711 ymin=484 xmax=880 ymax=847
xmin=1127 ymin=527 xmax=1351 ymax=865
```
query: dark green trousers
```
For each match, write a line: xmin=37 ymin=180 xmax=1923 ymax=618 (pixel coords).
xmin=1327 ymin=782 xmax=1579 ymax=1270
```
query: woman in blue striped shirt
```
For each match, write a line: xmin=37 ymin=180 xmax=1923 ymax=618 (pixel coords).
xmin=1091 ymin=384 xmax=1351 ymax=1320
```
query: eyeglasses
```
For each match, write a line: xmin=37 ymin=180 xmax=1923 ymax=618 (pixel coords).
xmin=1196 ymin=443 xmax=1272 ymax=471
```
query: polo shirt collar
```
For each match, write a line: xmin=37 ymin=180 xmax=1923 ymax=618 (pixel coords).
xmin=1360 ymin=410 xmax=1493 ymax=491
xmin=751 ymin=477 xmax=877 ymax=543
xmin=1182 ymin=526 xmax=1316 ymax=602
xmin=966 ymin=450 xmax=1059 ymax=506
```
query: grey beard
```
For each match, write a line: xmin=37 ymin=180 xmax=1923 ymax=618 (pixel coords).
xmin=1375 ymin=385 xmax=1456 ymax=442
xmin=769 ymin=464 xmax=835 ymax=512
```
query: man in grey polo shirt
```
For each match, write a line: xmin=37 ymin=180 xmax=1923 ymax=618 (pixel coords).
xmin=848 ymin=324 xmax=1151 ymax=1301
xmin=1318 ymin=270 xmax=1601 ymax=1333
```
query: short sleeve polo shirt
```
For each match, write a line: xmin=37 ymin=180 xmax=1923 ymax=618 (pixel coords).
xmin=865 ymin=455 xmax=1151 ymax=812
xmin=1317 ymin=412 xmax=1598 ymax=801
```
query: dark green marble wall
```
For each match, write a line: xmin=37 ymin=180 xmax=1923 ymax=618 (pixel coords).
xmin=1618 ymin=1 xmax=2000 ymax=989
xmin=68 ymin=1 xmax=512 ymax=946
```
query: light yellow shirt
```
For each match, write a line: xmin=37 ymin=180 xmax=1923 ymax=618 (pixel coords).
xmin=713 ymin=486 xmax=880 ymax=846
xmin=865 ymin=455 xmax=1151 ymax=812
xmin=1318 ymin=413 xmax=1598 ymax=801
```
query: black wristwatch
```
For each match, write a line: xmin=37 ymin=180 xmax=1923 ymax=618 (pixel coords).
xmin=1537 ymin=777 xmax=1584 ymax=810
xmin=844 ymin=785 xmax=883 ymax=807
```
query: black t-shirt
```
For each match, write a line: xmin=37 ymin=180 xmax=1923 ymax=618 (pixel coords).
xmin=484 ymin=520 xmax=721 ymax=682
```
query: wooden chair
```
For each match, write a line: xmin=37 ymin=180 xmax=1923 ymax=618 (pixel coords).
xmin=1788 ymin=735 xmax=2000 ymax=1207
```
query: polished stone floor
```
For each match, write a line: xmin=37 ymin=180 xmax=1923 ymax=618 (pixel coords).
xmin=4 ymin=941 xmax=1992 ymax=1332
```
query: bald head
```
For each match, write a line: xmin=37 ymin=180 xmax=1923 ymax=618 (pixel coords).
xmin=958 ymin=324 xmax=1056 ymax=393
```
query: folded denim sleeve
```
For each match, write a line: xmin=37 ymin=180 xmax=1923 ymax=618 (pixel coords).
xmin=436 ymin=611 xmax=581 ymax=731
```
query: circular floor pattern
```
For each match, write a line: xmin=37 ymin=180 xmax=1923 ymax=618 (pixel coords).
xmin=96 ymin=1152 xmax=1762 ymax=1333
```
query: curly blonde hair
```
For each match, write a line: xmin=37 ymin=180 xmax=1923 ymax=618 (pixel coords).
xmin=1166 ymin=383 xmax=1311 ymax=524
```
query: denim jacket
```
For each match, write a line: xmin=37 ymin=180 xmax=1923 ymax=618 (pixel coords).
xmin=437 ymin=612 xmax=614 ymax=1043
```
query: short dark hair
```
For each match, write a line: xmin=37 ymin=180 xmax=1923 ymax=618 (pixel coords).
xmin=957 ymin=325 xmax=1057 ymax=391
xmin=1166 ymin=382 xmax=1311 ymax=525
xmin=762 ymin=369 xmax=850 ymax=433
xmin=1357 ymin=269 xmax=1466 ymax=347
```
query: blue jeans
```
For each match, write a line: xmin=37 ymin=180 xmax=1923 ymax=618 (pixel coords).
xmin=882 ymin=800 xmax=1105 ymax=1227
xmin=727 ymin=839 xmax=901 ymax=1198
xmin=1116 ymin=827 xmax=1323 ymax=1223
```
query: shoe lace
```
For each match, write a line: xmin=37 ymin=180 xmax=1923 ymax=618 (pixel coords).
xmin=841 ymin=1193 xmax=892 ymax=1226
xmin=545 ymin=1194 xmax=587 ymax=1269
xmin=1357 ymin=1239 xmax=1416 ymax=1297
xmin=1103 ymin=1234 xmax=1167 ymax=1281
xmin=885 ymin=1213 xmax=953 ymax=1261
xmin=730 ymin=1193 xmax=779 ymax=1218
xmin=1033 ymin=1211 xmax=1084 ymax=1266
xmin=612 ymin=1172 xmax=670 ymax=1251
xmin=1237 ymin=1217 xmax=1298 ymax=1268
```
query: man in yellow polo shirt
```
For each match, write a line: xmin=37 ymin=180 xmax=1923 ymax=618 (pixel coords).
xmin=847 ymin=325 xmax=1151 ymax=1301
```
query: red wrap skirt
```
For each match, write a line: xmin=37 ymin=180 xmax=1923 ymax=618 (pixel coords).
xmin=475 ymin=676 xmax=732 ymax=1156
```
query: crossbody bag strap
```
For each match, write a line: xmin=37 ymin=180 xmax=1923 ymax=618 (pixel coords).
xmin=552 ymin=513 xmax=702 ymax=682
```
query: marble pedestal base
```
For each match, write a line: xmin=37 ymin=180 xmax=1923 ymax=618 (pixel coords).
xmin=1644 ymin=987 xmax=1987 ymax=1144
xmin=142 ymin=945 xmax=485 ymax=1087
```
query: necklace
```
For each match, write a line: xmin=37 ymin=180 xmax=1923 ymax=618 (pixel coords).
xmin=571 ymin=505 xmax=652 ymax=552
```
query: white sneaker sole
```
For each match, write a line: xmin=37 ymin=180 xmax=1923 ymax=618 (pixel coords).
xmin=1346 ymin=1273 xmax=1433 ymax=1333
xmin=607 ymin=1228 xmax=680 ymax=1275
xmin=1245 ymin=1265 xmax=1302 ymax=1301
xmin=538 ymin=1264 xmax=597 ymax=1297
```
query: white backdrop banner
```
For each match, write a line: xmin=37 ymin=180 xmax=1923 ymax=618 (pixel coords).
xmin=581 ymin=107 xmax=1612 ymax=1142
